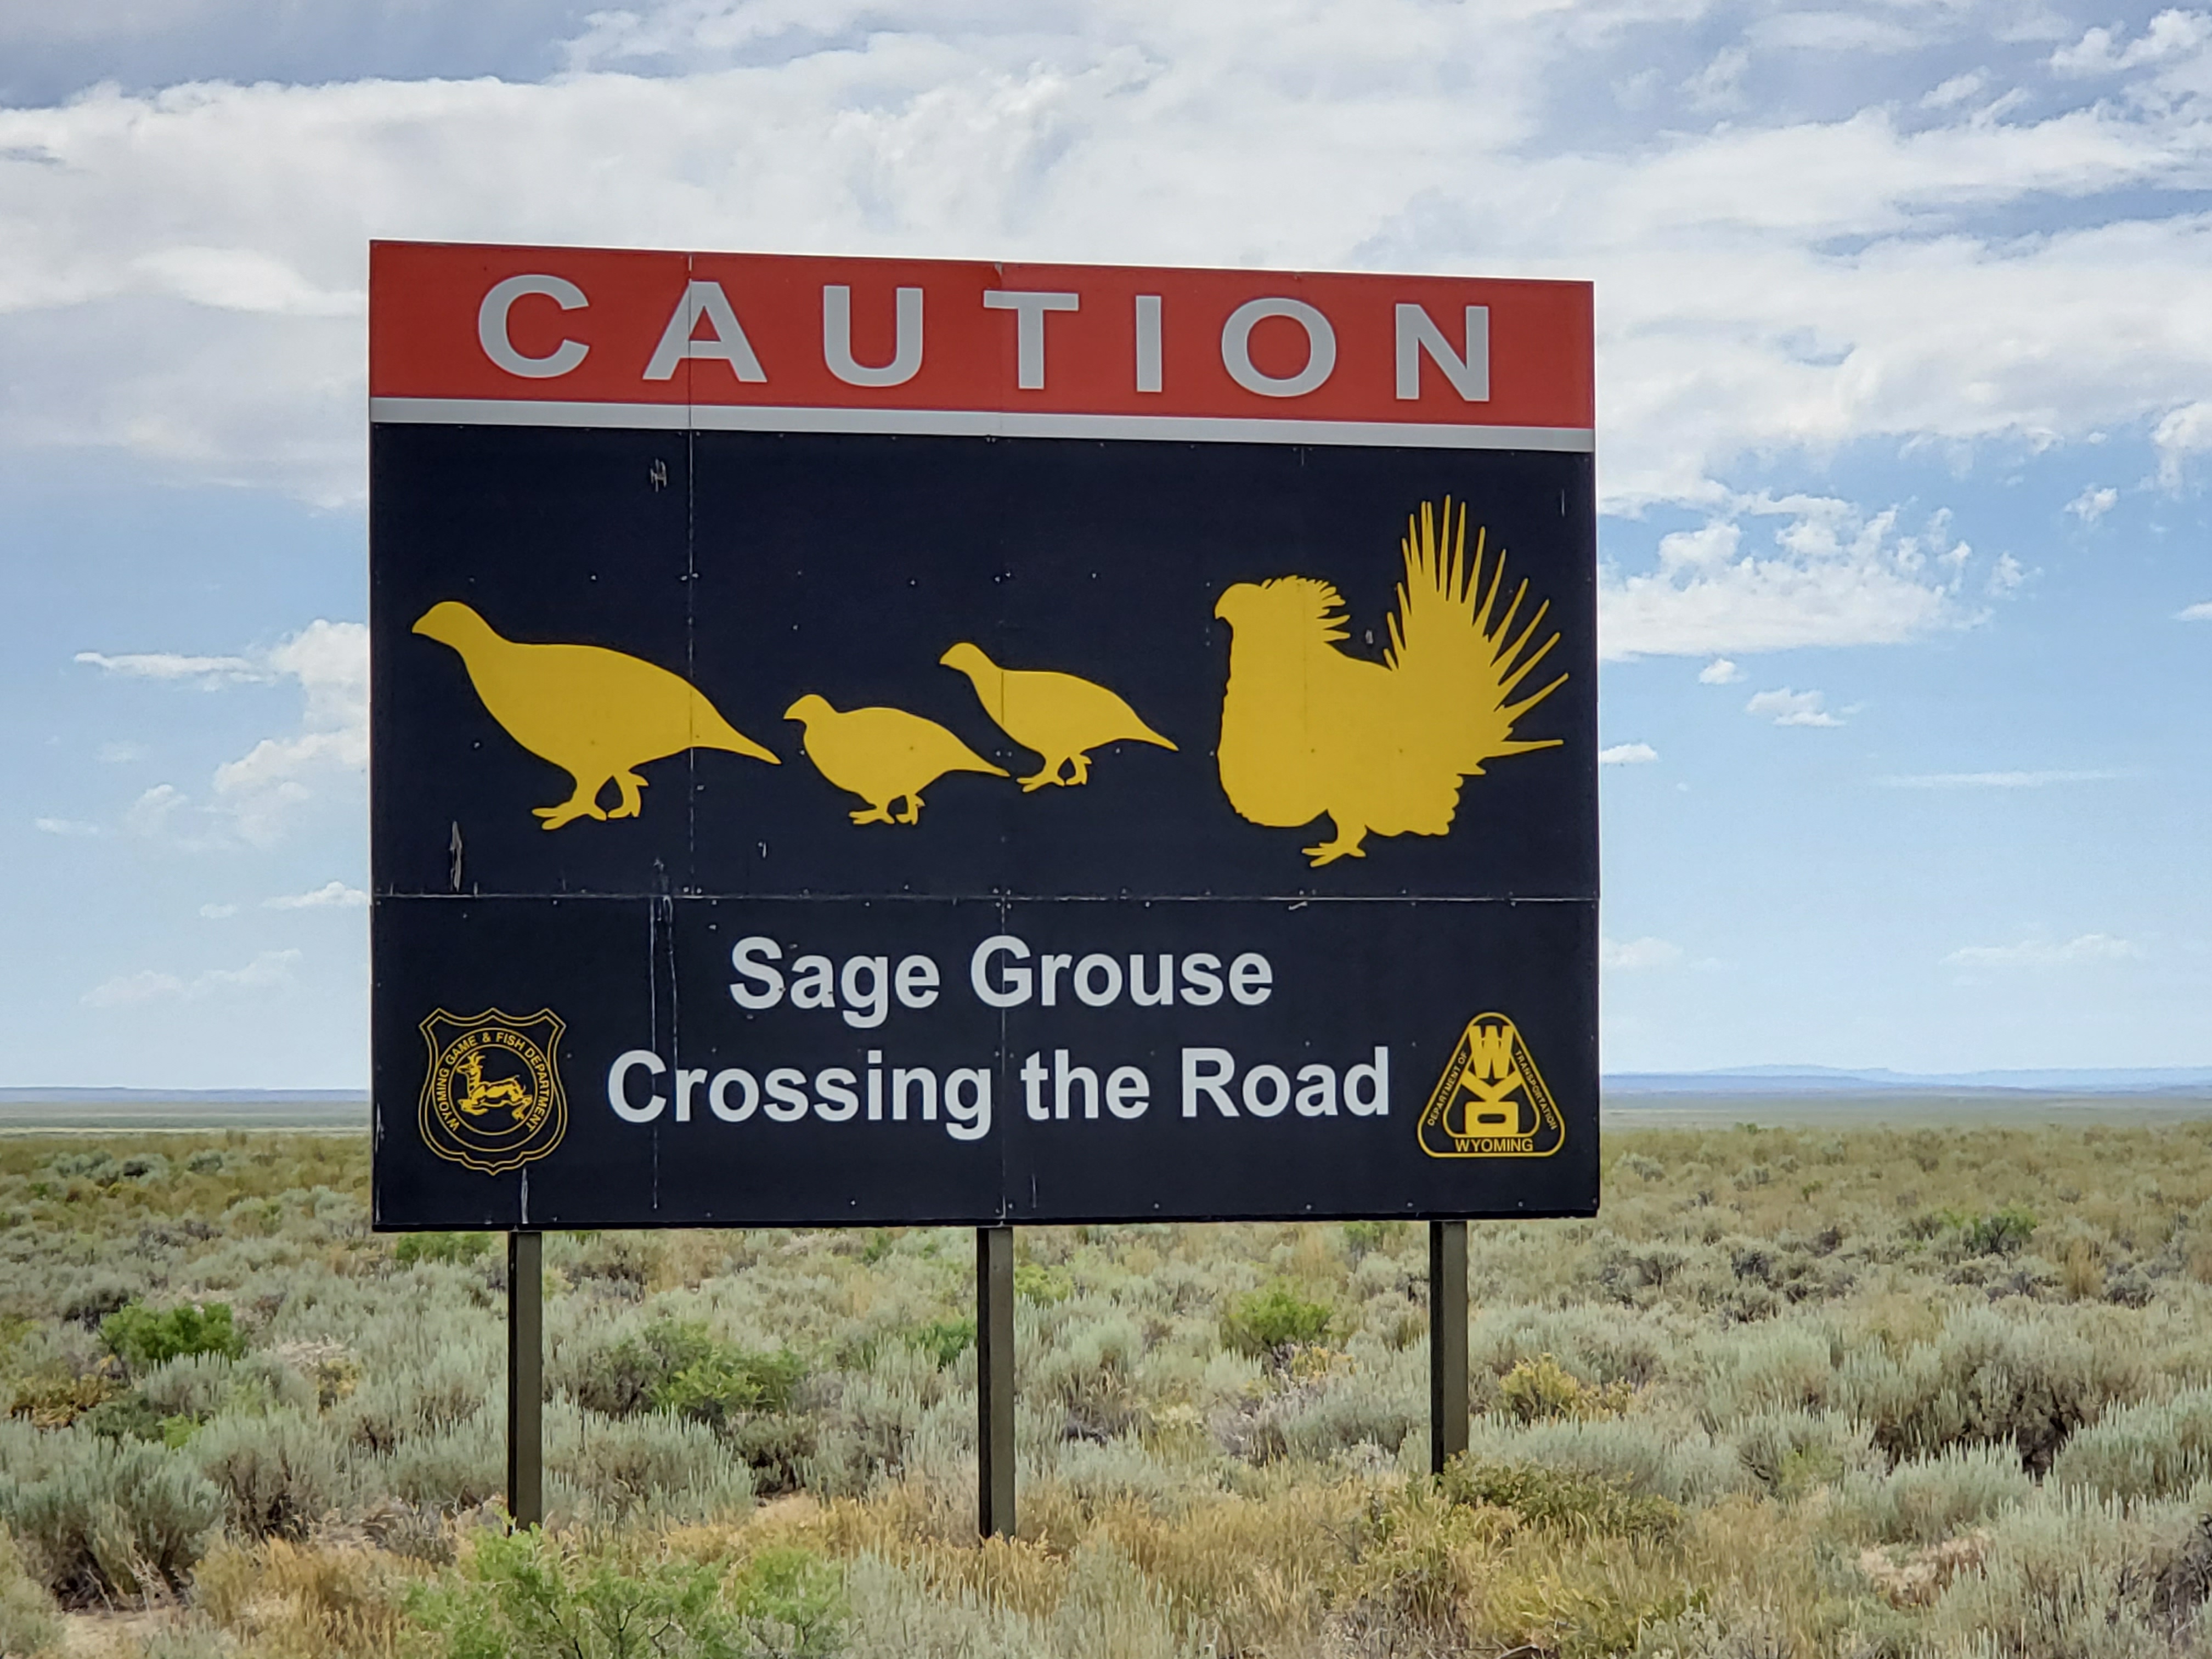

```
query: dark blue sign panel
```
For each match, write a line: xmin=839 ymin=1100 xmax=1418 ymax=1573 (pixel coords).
xmin=368 ymin=244 xmax=1598 ymax=1229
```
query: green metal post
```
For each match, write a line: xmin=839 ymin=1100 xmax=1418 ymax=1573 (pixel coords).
xmin=1429 ymin=1219 xmax=1468 ymax=1475
xmin=507 ymin=1229 xmax=543 ymax=1528
xmin=977 ymin=1225 xmax=1016 ymax=1536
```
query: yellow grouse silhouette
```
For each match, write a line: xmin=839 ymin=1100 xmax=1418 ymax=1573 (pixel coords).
xmin=939 ymin=642 xmax=1175 ymax=791
xmin=782 ymin=695 xmax=1007 ymax=825
xmin=1212 ymin=499 xmax=1565 ymax=866
xmin=413 ymin=601 xmax=778 ymax=830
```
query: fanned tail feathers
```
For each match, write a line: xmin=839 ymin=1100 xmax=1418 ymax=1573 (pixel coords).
xmin=1384 ymin=498 xmax=1567 ymax=770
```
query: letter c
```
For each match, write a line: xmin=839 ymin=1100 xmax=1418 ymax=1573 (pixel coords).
xmin=478 ymin=274 xmax=590 ymax=379
xmin=607 ymin=1049 xmax=666 ymax=1122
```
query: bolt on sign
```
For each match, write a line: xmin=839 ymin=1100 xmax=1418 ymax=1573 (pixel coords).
xmin=368 ymin=242 xmax=1598 ymax=1231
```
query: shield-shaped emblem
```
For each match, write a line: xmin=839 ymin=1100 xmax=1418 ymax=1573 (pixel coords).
xmin=417 ymin=1007 xmax=568 ymax=1175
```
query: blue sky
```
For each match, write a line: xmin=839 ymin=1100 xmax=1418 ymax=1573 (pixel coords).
xmin=2 ymin=0 xmax=2209 ymax=1086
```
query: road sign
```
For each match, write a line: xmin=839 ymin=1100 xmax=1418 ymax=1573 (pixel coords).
xmin=369 ymin=242 xmax=1597 ymax=1231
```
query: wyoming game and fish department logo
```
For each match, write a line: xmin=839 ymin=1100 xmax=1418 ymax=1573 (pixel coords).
xmin=1417 ymin=1013 xmax=1565 ymax=1159
xmin=418 ymin=1008 xmax=568 ymax=1174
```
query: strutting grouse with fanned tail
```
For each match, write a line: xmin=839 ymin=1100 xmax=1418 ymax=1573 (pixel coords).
xmin=1211 ymin=499 xmax=1566 ymax=867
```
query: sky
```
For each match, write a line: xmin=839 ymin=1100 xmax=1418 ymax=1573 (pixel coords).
xmin=2 ymin=0 xmax=2209 ymax=1086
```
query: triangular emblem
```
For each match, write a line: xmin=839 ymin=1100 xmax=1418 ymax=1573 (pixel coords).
xmin=1417 ymin=1013 xmax=1565 ymax=1159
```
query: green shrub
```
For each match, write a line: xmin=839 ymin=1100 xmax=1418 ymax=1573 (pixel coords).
xmin=191 ymin=1408 xmax=346 ymax=1537
xmin=59 ymin=1277 xmax=138 ymax=1329
xmin=1942 ymin=1204 xmax=2039 ymax=1257
xmin=0 ymin=1528 xmax=58 ymax=1659
xmin=656 ymin=1345 xmax=805 ymax=1431
xmin=1223 ymin=1282 xmax=1333 ymax=1357
xmin=1013 ymin=1261 xmax=1073 ymax=1305
xmin=7 ymin=1374 xmax=120 ymax=1430
xmin=410 ymin=1527 xmax=749 ymax=1659
xmin=78 ymin=1391 xmax=165 ymax=1443
xmin=1462 ymin=1415 xmax=1752 ymax=1506
xmin=1730 ymin=1409 xmax=1877 ymax=1498
xmin=1837 ymin=1443 xmax=2034 ymax=1544
xmin=2050 ymin=1387 xmax=2212 ymax=1502
xmin=1341 ymin=1219 xmax=1409 ymax=1259
xmin=547 ymin=1406 xmax=754 ymax=1523
xmin=384 ymin=1417 xmax=503 ymax=1512
xmin=729 ymin=1545 xmax=847 ymax=1658
xmin=396 ymin=1232 xmax=495 ymax=1267
xmin=0 ymin=1434 xmax=223 ymax=1602
xmin=905 ymin=1317 xmax=974 ymax=1369
xmin=571 ymin=1319 xmax=802 ymax=1429
xmin=1496 ymin=1353 xmax=1632 ymax=1424
xmin=1442 ymin=1454 xmax=1684 ymax=1540
xmin=99 ymin=1302 xmax=245 ymax=1374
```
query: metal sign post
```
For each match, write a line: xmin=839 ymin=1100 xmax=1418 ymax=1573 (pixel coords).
xmin=976 ymin=1226 xmax=1016 ymax=1536
xmin=1428 ymin=1219 xmax=1468 ymax=1475
xmin=506 ymin=1229 xmax=543 ymax=1527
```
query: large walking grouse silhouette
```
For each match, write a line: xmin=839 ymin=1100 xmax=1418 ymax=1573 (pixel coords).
xmin=412 ymin=601 xmax=778 ymax=829
xmin=1211 ymin=500 xmax=1566 ymax=866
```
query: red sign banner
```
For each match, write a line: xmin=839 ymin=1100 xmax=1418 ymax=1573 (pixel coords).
xmin=369 ymin=242 xmax=1592 ymax=450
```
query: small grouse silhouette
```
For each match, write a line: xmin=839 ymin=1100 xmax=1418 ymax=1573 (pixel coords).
xmin=783 ymin=694 xmax=1007 ymax=825
xmin=413 ymin=601 xmax=778 ymax=830
xmin=939 ymin=642 xmax=1175 ymax=791
xmin=1212 ymin=499 xmax=1565 ymax=867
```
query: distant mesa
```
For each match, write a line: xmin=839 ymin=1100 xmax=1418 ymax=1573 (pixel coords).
xmin=783 ymin=693 xmax=1008 ymax=825
xmin=939 ymin=642 xmax=1176 ymax=792
xmin=412 ymin=601 xmax=778 ymax=830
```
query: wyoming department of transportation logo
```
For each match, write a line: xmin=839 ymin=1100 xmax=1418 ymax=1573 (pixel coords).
xmin=418 ymin=1008 xmax=568 ymax=1175
xmin=1417 ymin=1014 xmax=1565 ymax=1159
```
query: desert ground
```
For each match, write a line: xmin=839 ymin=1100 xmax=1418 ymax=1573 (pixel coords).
xmin=7 ymin=1108 xmax=2212 ymax=1657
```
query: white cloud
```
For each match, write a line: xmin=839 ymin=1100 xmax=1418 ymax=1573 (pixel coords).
xmin=33 ymin=816 xmax=99 ymax=836
xmin=1602 ymin=935 xmax=1685 ymax=970
xmin=1751 ymin=12 xmax=1924 ymax=54
xmin=1879 ymin=769 xmax=2120 ymax=788
xmin=199 ymin=903 xmax=238 ymax=918
xmin=74 ymin=650 xmax=261 ymax=685
xmin=263 ymin=881 xmax=367 ymax=910
xmin=82 ymin=947 xmax=300 ymax=1007
xmin=2153 ymin=402 xmax=2212 ymax=488
xmin=124 ymin=782 xmax=192 ymax=838
xmin=2178 ymin=601 xmax=2212 ymax=620
xmin=1598 ymin=742 xmax=1658 ymax=765
xmin=1683 ymin=46 xmax=1749 ymax=112
xmin=132 ymin=246 xmax=360 ymax=317
xmin=97 ymin=741 xmax=146 ymax=763
xmin=1921 ymin=70 xmax=1988 ymax=109
xmin=1746 ymin=687 xmax=1844 ymax=727
xmin=1697 ymin=657 xmax=1742 ymax=684
xmin=0 ymin=7 xmax=2209 ymax=521
xmin=210 ymin=620 xmax=368 ymax=846
xmin=82 ymin=618 xmax=367 ymax=847
xmin=1942 ymin=934 xmax=2141 ymax=968
xmin=1599 ymin=499 xmax=1978 ymax=659
xmin=2052 ymin=12 xmax=2212 ymax=75
xmin=2066 ymin=484 xmax=2118 ymax=522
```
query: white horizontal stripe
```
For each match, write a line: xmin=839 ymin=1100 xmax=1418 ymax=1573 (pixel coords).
xmin=369 ymin=397 xmax=1594 ymax=452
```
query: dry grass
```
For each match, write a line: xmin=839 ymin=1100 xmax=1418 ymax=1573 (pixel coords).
xmin=7 ymin=1121 xmax=2212 ymax=1654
